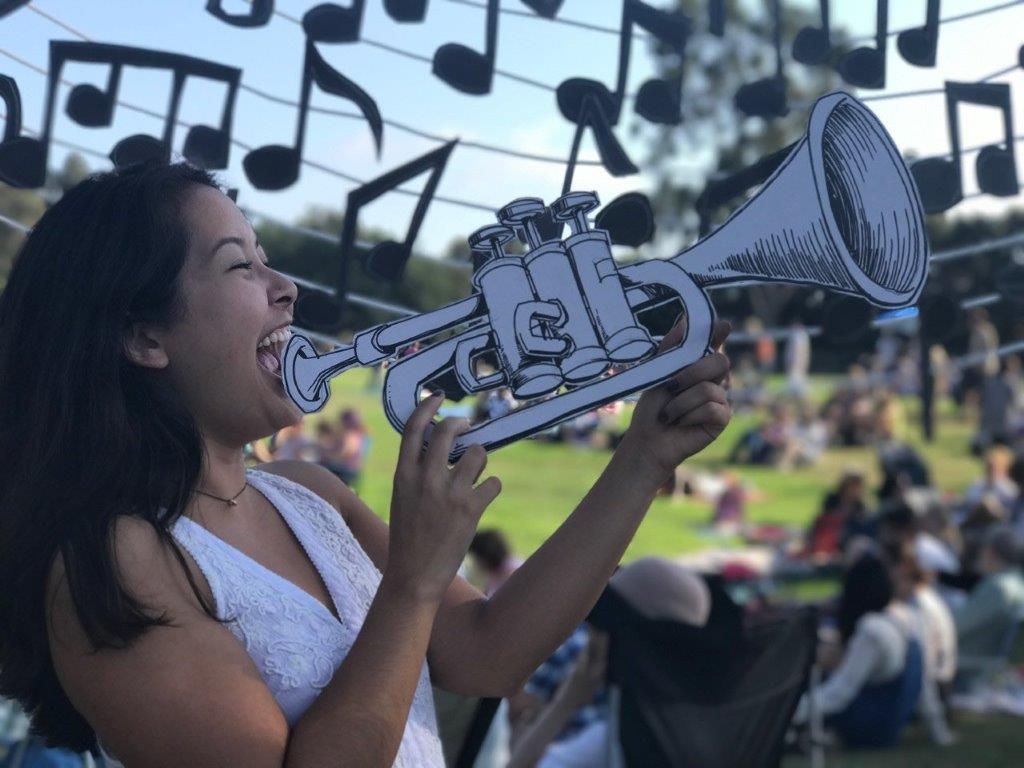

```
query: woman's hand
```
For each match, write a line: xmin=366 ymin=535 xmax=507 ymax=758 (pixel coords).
xmin=620 ymin=319 xmax=733 ymax=479
xmin=384 ymin=394 xmax=502 ymax=603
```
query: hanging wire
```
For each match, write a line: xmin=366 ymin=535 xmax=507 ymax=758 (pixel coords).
xmin=442 ymin=0 xmax=1024 ymax=46
xmin=16 ymin=1 xmax=1024 ymax=180
xmin=0 ymin=45 xmax=503 ymax=213
xmin=0 ymin=197 xmax=421 ymax=318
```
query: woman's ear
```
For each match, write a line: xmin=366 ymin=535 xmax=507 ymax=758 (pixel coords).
xmin=123 ymin=322 xmax=170 ymax=370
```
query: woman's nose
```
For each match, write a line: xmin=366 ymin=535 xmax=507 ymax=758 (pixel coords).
xmin=271 ymin=270 xmax=298 ymax=309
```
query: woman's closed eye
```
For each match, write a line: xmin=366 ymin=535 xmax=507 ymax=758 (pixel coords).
xmin=232 ymin=253 xmax=270 ymax=271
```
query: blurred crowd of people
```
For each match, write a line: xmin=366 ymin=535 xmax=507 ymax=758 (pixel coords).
xmin=246 ymin=408 xmax=371 ymax=489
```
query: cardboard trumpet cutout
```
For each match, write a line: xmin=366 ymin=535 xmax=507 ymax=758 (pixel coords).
xmin=283 ymin=92 xmax=929 ymax=458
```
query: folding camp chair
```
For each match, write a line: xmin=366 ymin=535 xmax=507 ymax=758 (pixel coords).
xmin=589 ymin=580 xmax=818 ymax=768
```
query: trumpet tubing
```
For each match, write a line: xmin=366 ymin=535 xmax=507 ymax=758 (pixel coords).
xmin=283 ymin=92 xmax=929 ymax=462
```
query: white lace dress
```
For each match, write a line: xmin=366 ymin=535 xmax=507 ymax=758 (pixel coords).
xmin=100 ymin=467 xmax=443 ymax=767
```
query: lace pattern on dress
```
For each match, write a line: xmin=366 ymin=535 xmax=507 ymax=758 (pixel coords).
xmin=169 ymin=467 xmax=443 ymax=767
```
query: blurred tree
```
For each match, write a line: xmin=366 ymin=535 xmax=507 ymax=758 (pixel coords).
xmin=642 ymin=0 xmax=848 ymax=328
xmin=52 ymin=153 xmax=91 ymax=193
xmin=255 ymin=206 xmax=469 ymax=334
xmin=0 ymin=185 xmax=45 ymax=290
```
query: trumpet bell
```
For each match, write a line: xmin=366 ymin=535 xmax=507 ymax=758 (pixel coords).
xmin=675 ymin=91 xmax=927 ymax=308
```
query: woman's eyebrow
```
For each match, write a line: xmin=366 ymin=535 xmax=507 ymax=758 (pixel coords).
xmin=207 ymin=235 xmax=255 ymax=259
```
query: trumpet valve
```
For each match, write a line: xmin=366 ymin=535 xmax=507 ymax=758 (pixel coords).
xmin=604 ymin=326 xmax=658 ymax=363
xmin=499 ymin=197 xmax=548 ymax=250
xmin=469 ymin=224 xmax=516 ymax=271
xmin=551 ymin=191 xmax=600 ymax=235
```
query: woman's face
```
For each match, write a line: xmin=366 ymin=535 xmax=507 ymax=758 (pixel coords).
xmin=141 ymin=185 xmax=302 ymax=446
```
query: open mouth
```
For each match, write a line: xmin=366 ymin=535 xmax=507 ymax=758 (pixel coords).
xmin=257 ymin=326 xmax=292 ymax=379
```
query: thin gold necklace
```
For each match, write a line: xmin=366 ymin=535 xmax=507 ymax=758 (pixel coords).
xmin=195 ymin=482 xmax=248 ymax=507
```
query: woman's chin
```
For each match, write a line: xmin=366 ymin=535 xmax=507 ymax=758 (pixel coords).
xmin=257 ymin=362 xmax=302 ymax=421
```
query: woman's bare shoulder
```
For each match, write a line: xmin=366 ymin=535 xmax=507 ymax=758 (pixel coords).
xmin=46 ymin=516 xmax=201 ymax=653
xmin=46 ymin=516 xmax=287 ymax=766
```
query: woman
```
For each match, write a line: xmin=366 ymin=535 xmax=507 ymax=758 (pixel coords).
xmin=0 ymin=162 xmax=731 ymax=767
xmin=792 ymin=553 xmax=924 ymax=749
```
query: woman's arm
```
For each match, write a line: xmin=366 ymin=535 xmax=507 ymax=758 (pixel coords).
xmin=292 ymin=321 xmax=733 ymax=696
xmin=291 ymin=397 xmax=501 ymax=765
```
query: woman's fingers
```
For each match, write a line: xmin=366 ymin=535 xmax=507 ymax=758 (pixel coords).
xmin=398 ymin=392 xmax=444 ymax=467
xmin=663 ymin=352 xmax=730 ymax=396
xmin=660 ymin=381 xmax=729 ymax=424
xmin=423 ymin=416 xmax=470 ymax=471
xmin=451 ymin=443 xmax=488 ymax=487
xmin=710 ymin=319 xmax=732 ymax=352
xmin=473 ymin=476 xmax=503 ymax=508
xmin=656 ymin=313 xmax=688 ymax=353
xmin=673 ymin=401 xmax=731 ymax=431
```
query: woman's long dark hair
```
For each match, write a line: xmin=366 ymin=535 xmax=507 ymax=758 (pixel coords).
xmin=0 ymin=161 xmax=226 ymax=750
xmin=836 ymin=553 xmax=894 ymax=645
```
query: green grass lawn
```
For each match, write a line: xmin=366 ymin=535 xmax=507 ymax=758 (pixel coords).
xmin=286 ymin=371 xmax=984 ymax=562
xmin=292 ymin=373 xmax=1024 ymax=765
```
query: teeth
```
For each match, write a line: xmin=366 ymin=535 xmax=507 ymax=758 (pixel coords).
xmin=258 ymin=327 xmax=292 ymax=349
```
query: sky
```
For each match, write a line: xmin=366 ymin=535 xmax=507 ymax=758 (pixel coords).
xmin=2 ymin=0 xmax=1024 ymax=273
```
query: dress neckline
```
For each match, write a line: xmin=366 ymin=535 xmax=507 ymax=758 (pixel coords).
xmin=176 ymin=468 xmax=344 ymax=627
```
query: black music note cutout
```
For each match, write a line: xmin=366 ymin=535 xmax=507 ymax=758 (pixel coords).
xmin=897 ymin=0 xmax=939 ymax=68
xmin=206 ymin=0 xmax=274 ymax=28
xmin=432 ymin=0 xmax=498 ymax=94
xmin=0 ymin=0 xmax=29 ymax=19
xmin=0 ymin=75 xmax=29 ymax=188
xmin=243 ymin=39 xmax=382 ymax=191
xmin=558 ymin=0 xmax=691 ymax=127
xmin=302 ymin=1 xmax=366 ymax=43
xmin=65 ymin=62 xmax=122 ymax=128
xmin=793 ymin=0 xmax=831 ymax=65
xmin=384 ymin=0 xmax=428 ymax=23
xmin=520 ymin=0 xmax=563 ymax=18
xmin=836 ymin=0 xmax=889 ymax=89
xmin=797 ymin=1 xmax=938 ymax=72
xmin=337 ymin=140 xmax=457 ymax=300
xmin=0 ymin=41 xmax=241 ymax=189
xmin=734 ymin=0 xmax=787 ymax=118
xmin=910 ymin=81 xmax=1019 ymax=214
xmin=595 ymin=191 xmax=655 ymax=247
xmin=708 ymin=0 xmax=725 ymax=37
xmin=562 ymin=94 xmax=638 ymax=195
xmin=695 ymin=140 xmax=797 ymax=235
xmin=294 ymin=283 xmax=345 ymax=333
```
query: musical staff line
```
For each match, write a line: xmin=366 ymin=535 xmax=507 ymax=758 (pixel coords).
xmin=4 ymin=189 xmax=1024 ymax=337
xmin=24 ymin=2 xmax=604 ymax=167
xmin=5 ymin=102 xmax=1022 ymax=270
xmin=21 ymin=0 xmax=1024 ymax=179
xmin=0 ymin=199 xmax=422 ymax=320
xmin=259 ymin=0 xmax=1024 ymax=110
xmin=265 ymin=0 xmax=1015 ymax=107
xmin=260 ymin=0 xmax=561 ymax=93
xmin=0 ymin=45 xmax=500 ymax=212
xmin=443 ymin=0 xmax=1024 ymax=46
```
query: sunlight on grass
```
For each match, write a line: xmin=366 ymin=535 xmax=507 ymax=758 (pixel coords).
xmin=292 ymin=370 xmax=984 ymax=562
